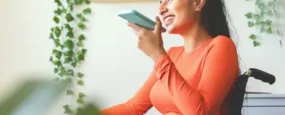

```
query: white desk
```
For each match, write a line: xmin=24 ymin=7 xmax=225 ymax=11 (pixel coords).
xmin=243 ymin=93 xmax=285 ymax=115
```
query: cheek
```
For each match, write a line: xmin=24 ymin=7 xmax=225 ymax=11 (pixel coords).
xmin=175 ymin=8 xmax=194 ymax=28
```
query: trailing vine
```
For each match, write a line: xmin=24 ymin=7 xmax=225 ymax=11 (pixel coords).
xmin=49 ymin=0 xmax=91 ymax=114
xmin=245 ymin=0 xmax=282 ymax=47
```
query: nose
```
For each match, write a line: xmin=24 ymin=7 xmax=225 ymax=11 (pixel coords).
xmin=159 ymin=0 xmax=168 ymax=16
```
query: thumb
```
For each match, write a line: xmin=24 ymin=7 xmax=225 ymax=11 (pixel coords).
xmin=154 ymin=16 xmax=162 ymax=34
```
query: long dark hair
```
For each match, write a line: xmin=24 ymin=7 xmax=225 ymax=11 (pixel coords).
xmin=199 ymin=0 xmax=230 ymax=38
xmin=199 ymin=0 xmax=244 ymax=115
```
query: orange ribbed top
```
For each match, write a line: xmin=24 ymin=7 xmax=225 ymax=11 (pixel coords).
xmin=102 ymin=35 xmax=239 ymax=115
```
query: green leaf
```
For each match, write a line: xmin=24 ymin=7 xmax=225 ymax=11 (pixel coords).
xmin=253 ymin=41 xmax=261 ymax=47
xmin=77 ymin=98 xmax=84 ymax=104
xmin=267 ymin=27 xmax=273 ymax=34
xmin=255 ymin=21 xmax=261 ymax=25
xmin=76 ymin=13 xmax=87 ymax=22
xmin=49 ymin=56 xmax=53 ymax=62
xmin=69 ymin=5 xmax=74 ymax=11
xmin=66 ymin=90 xmax=74 ymax=95
xmin=65 ymin=13 xmax=74 ymax=22
xmin=52 ymin=49 xmax=61 ymax=54
xmin=248 ymin=21 xmax=254 ymax=27
xmin=54 ymin=68 xmax=59 ymax=73
xmin=266 ymin=20 xmax=272 ymax=26
xmin=66 ymin=69 xmax=74 ymax=76
xmin=82 ymin=49 xmax=87 ymax=54
xmin=77 ymin=72 xmax=84 ymax=78
xmin=83 ymin=8 xmax=91 ymax=14
xmin=79 ymin=92 xmax=86 ymax=98
xmin=53 ymin=38 xmax=61 ymax=47
xmin=64 ymin=57 xmax=73 ymax=63
xmin=62 ymin=8 xmax=67 ymax=13
xmin=65 ymin=77 xmax=73 ymax=83
xmin=53 ymin=60 xmax=62 ymax=67
xmin=59 ymin=67 xmax=65 ymax=72
xmin=54 ymin=26 xmax=61 ymax=37
xmin=63 ymin=105 xmax=73 ymax=114
xmin=249 ymin=34 xmax=256 ymax=40
xmin=253 ymin=14 xmax=261 ymax=20
xmin=49 ymin=33 xmax=54 ymax=39
xmin=84 ymin=0 xmax=91 ymax=4
xmin=258 ymin=3 xmax=265 ymax=9
xmin=77 ymin=41 xmax=83 ymax=47
xmin=77 ymin=107 xmax=84 ymax=114
xmin=54 ymin=0 xmax=62 ymax=6
xmin=71 ymin=62 xmax=77 ymax=67
xmin=63 ymin=104 xmax=69 ymax=109
xmin=53 ymin=78 xmax=60 ymax=82
xmin=51 ymin=27 xmax=54 ymax=32
xmin=260 ymin=21 xmax=266 ymax=25
xmin=59 ymin=72 xmax=64 ymax=77
xmin=68 ymin=1 xmax=74 ymax=11
xmin=78 ymin=22 xmax=86 ymax=30
xmin=78 ymin=35 xmax=86 ymax=41
xmin=260 ymin=26 xmax=265 ymax=33
xmin=245 ymin=12 xmax=252 ymax=19
xmin=260 ymin=11 xmax=266 ymax=16
xmin=65 ymin=24 xmax=73 ymax=31
xmin=76 ymin=13 xmax=83 ymax=18
xmin=54 ymin=8 xmax=62 ymax=15
xmin=80 ymin=17 xmax=87 ymax=22
xmin=52 ymin=49 xmax=58 ymax=54
xmin=76 ymin=49 xmax=87 ymax=61
xmin=77 ymin=80 xmax=84 ymax=86
xmin=66 ymin=31 xmax=74 ymax=38
xmin=64 ymin=50 xmax=74 ymax=56
xmin=64 ymin=40 xmax=74 ymax=49
xmin=75 ymin=0 xmax=84 ymax=5
xmin=53 ymin=49 xmax=62 ymax=59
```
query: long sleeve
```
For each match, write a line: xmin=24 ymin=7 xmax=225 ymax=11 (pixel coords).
xmin=153 ymin=38 xmax=239 ymax=115
xmin=101 ymin=71 xmax=157 ymax=115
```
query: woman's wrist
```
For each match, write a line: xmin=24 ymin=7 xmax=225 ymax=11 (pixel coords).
xmin=151 ymin=49 xmax=167 ymax=63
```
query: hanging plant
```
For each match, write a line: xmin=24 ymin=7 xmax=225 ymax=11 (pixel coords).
xmin=245 ymin=0 xmax=282 ymax=47
xmin=49 ymin=0 xmax=92 ymax=114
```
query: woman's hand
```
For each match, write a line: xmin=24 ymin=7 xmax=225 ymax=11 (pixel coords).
xmin=128 ymin=17 xmax=167 ymax=63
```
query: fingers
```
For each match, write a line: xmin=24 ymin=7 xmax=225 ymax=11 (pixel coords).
xmin=128 ymin=22 xmax=141 ymax=32
xmin=154 ymin=16 xmax=162 ymax=34
xmin=128 ymin=22 xmax=149 ymax=37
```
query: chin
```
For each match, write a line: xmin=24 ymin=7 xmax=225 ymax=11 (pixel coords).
xmin=166 ymin=25 xmax=180 ymax=35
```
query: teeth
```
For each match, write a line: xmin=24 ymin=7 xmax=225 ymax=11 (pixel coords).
xmin=165 ymin=16 xmax=174 ymax=22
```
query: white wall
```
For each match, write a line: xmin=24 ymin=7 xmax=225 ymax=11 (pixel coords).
xmin=0 ymin=0 xmax=284 ymax=115
xmin=0 ymin=0 xmax=55 ymax=100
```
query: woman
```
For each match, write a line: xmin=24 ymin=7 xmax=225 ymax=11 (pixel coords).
xmin=102 ymin=0 xmax=239 ymax=114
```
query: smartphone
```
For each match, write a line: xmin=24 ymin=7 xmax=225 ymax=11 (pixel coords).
xmin=118 ymin=9 xmax=166 ymax=33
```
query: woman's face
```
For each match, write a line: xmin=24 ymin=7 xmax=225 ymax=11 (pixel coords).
xmin=158 ymin=0 xmax=203 ymax=34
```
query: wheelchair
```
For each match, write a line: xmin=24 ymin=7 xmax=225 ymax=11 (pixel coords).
xmin=229 ymin=68 xmax=276 ymax=115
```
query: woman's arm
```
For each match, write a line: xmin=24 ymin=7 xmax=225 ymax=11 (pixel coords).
xmin=153 ymin=37 xmax=239 ymax=115
xmin=101 ymin=71 xmax=157 ymax=115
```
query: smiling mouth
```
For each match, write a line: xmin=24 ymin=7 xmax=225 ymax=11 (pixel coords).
xmin=164 ymin=15 xmax=175 ymax=27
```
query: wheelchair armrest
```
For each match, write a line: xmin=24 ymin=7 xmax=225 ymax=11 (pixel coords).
xmin=247 ymin=68 xmax=276 ymax=85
